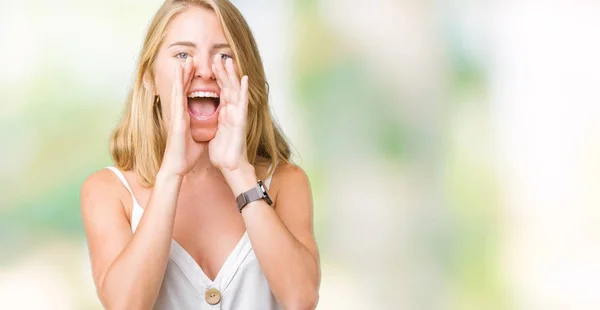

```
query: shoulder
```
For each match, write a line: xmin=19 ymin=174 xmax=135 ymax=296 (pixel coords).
xmin=254 ymin=157 xmax=309 ymax=184
xmin=80 ymin=168 xmax=128 ymax=211
xmin=81 ymin=168 xmax=120 ymax=195
xmin=273 ymin=162 xmax=310 ymax=186
xmin=270 ymin=162 xmax=312 ymax=206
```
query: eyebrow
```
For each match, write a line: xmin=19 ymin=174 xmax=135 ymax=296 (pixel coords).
xmin=169 ymin=41 xmax=196 ymax=48
xmin=168 ymin=41 xmax=231 ymax=51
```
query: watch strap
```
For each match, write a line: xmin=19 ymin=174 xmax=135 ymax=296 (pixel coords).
xmin=236 ymin=180 xmax=272 ymax=212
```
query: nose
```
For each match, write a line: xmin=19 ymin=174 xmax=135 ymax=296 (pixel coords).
xmin=193 ymin=55 xmax=215 ymax=81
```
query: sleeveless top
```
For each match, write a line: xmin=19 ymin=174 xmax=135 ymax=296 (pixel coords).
xmin=106 ymin=166 xmax=282 ymax=310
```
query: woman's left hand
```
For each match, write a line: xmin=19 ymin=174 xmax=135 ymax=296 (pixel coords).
xmin=209 ymin=54 xmax=250 ymax=173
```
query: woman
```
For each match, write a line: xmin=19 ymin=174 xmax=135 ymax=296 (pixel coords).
xmin=80 ymin=0 xmax=320 ymax=309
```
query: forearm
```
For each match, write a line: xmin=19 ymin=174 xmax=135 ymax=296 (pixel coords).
xmin=99 ymin=170 xmax=183 ymax=309
xmin=224 ymin=165 xmax=320 ymax=309
xmin=243 ymin=202 xmax=320 ymax=309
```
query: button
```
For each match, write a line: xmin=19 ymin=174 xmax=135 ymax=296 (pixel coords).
xmin=205 ymin=288 xmax=221 ymax=305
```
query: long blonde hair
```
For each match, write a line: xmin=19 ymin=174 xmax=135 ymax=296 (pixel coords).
xmin=110 ymin=0 xmax=290 ymax=187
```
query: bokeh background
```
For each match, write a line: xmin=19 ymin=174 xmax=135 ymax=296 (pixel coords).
xmin=2 ymin=0 xmax=600 ymax=309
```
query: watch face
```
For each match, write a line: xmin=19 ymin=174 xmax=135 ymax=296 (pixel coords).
xmin=258 ymin=181 xmax=273 ymax=205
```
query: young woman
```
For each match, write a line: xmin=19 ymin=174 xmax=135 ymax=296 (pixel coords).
xmin=80 ymin=1 xmax=320 ymax=309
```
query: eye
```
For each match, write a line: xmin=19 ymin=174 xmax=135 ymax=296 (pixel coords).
xmin=220 ymin=53 xmax=233 ymax=60
xmin=175 ymin=52 xmax=189 ymax=60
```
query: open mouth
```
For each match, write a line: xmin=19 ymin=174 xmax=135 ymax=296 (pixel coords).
xmin=187 ymin=91 xmax=220 ymax=118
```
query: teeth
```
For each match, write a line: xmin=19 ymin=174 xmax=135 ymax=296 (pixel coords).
xmin=187 ymin=91 xmax=219 ymax=99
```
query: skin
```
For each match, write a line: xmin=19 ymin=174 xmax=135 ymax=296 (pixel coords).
xmin=80 ymin=6 xmax=320 ymax=310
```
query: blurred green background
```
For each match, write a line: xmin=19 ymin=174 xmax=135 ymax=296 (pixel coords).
xmin=2 ymin=0 xmax=600 ymax=309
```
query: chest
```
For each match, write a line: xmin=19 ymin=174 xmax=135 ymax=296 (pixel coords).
xmin=128 ymin=182 xmax=247 ymax=282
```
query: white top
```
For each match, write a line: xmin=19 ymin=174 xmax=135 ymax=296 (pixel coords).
xmin=106 ymin=166 xmax=281 ymax=310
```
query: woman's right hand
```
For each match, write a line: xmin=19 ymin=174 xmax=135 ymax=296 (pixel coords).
xmin=160 ymin=57 xmax=203 ymax=177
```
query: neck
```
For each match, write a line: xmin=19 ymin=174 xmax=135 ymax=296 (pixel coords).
xmin=184 ymin=143 xmax=222 ymax=182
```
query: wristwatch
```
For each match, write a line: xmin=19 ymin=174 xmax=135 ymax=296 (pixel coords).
xmin=236 ymin=180 xmax=273 ymax=212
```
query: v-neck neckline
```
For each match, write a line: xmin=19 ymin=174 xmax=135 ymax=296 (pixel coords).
xmin=132 ymin=205 xmax=253 ymax=292
xmin=105 ymin=165 xmax=272 ymax=293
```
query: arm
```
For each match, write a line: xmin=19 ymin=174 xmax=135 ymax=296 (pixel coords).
xmin=209 ymin=55 xmax=320 ymax=309
xmin=81 ymin=169 xmax=183 ymax=309
xmin=82 ymin=56 xmax=199 ymax=309
xmin=224 ymin=163 xmax=321 ymax=310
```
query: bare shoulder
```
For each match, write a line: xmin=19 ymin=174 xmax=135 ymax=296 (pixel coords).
xmin=82 ymin=168 xmax=119 ymax=189
xmin=270 ymin=162 xmax=312 ymax=207
xmin=254 ymin=157 xmax=310 ymax=186
xmin=272 ymin=162 xmax=310 ymax=186
xmin=80 ymin=168 xmax=127 ymax=212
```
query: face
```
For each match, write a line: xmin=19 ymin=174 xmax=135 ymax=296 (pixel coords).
xmin=152 ymin=6 xmax=237 ymax=142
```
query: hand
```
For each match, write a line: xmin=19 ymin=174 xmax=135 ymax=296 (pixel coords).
xmin=209 ymin=55 xmax=250 ymax=173
xmin=160 ymin=57 xmax=205 ymax=177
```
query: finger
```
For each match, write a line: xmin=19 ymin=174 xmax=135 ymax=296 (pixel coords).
xmin=219 ymin=88 xmax=229 ymax=107
xmin=181 ymin=58 xmax=194 ymax=123
xmin=173 ymin=62 xmax=184 ymax=121
xmin=212 ymin=63 xmax=223 ymax=90
xmin=213 ymin=54 xmax=232 ymax=89
xmin=182 ymin=57 xmax=195 ymax=91
xmin=169 ymin=65 xmax=178 ymax=124
xmin=239 ymin=75 xmax=249 ymax=115
xmin=222 ymin=82 xmax=239 ymax=106
xmin=225 ymin=58 xmax=241 ymax=90
xmin=170 ymin=81 xmax=176 ymax=126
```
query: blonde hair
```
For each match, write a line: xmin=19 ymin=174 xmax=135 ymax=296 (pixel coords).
xmin=110 ymin=0 xmax=290 ymax=187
